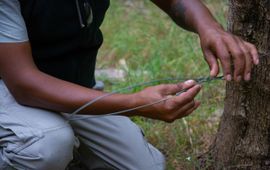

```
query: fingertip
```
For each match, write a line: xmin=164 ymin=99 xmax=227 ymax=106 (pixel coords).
xmin=204 ymin=50 xmax=220 ymax=78
xmin=254 ymin=58 xmax=259 ymax=65
xmin=210 ymin=70 xmax=217 ymax=78
xmin=236 ymin=75 xmax=242 ymax=82
xmin=244 ymin=72 xmax=251 ymax=81
xmin=249 ymin=44 xmax=259 ymax=65
xmin=193 ymin=101 xmax=201 ymax=110
xmin=189 ymin=85 xmax=202 ymax=95
xmin=195 ymin=84 xmax=202 ymax=90
xmin=195 ymin=101 xmax=201 ymax=106
xmin=184 ymin=80 xmax=196 ymax=86
xmin=251 ymin=52 xmax=259 ymax=65
xmin=210 ymin=64 xmax=219 ymax=77
xmin=225 ymin=74 xmax=232 ymax=81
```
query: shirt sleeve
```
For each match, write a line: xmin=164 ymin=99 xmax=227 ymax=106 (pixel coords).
xmin=0 ymin=0 xmax=28 ymax=42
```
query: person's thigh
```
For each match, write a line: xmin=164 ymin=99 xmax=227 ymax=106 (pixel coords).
xmin=67 ymin=115 xmax=165 ymax=170
xmin=0 ymin=80 xmax=75 ymax=170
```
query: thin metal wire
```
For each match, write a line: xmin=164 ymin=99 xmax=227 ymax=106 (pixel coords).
xmin=67 ymin=76 xmax=224 ymax=121
xmin=69 ymin=77 xmax=186 ymax=117
xmin=43 ymin=75 xmax=224 ymax=132
xmin=43 ymin=77 xmax=186 ymax=132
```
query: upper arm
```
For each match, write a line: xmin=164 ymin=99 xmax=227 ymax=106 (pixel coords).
xmin=0 ymin=42 xmax=37 ymax=81
xmin=0 ymin=0 xmax=38 ymax=92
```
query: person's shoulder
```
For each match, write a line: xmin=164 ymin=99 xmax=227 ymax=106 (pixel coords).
xmin=0 ymin=0 xmax=29 ymax=43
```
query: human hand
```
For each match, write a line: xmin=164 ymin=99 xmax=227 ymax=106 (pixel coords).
xmin=199 ymin=26 xmax=259 ymax=82
xmin=134 ymin=80 xmax=201 ymax=123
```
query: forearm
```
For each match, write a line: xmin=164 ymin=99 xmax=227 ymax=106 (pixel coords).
xmin=8 ymin=70 xmax=136 ymax=115
xmin=151 ymin=0 xmax=222 ymax=34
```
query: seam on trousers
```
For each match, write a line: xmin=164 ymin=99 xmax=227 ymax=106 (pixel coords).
xmin=42 ymin=121 xmax=70 ymax=133
xmin=0 ymin=111 xmax=44 ymax=169
xmin=11 ymin=136 xmax=41 ymax=154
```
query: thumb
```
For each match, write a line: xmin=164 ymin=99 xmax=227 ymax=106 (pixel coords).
xmin=165 ymin=80 xmax=196 ymax=95
xmin=203 ymin=49 xmax=219 ymax=77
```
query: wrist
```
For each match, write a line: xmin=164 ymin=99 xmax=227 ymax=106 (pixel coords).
xmin=128 ymin=92 xmax=146 ymax=116
xmin=197 ymin=21 xmax=224 ymax=37
xmin=122 ymin=93 xmax=144 ymax=116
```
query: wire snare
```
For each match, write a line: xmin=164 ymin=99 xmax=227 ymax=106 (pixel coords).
xmin=42 ymin=76 xmax=224 ymax=133
xmin=68 ymin=76 xmax=224 ymax=121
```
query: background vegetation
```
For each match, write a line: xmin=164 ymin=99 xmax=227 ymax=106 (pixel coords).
xmin=96 ymin=0 xmax=228 ymax=169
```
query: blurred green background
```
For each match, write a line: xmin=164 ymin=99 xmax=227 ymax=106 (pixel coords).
xmin=96 ymin=0 xmax=228 ymax=169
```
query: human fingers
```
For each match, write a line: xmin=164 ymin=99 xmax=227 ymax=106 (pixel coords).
xmin=223 ymin=36 xmax=246 ymax=81
xmin=227 ymin=36 xmax=253 ymax=81
xmin=163 ymin=79 xmax=197 ymax=95
xmin=214 ymin=40 xmax=233 ymax=81
xmin=173 ymin=84 xmax=201 ymax=106
xmin=202 ymin=48 xmax=220 ymax=77
xmin=179 ymin=101 xmax=201 ymax=118
xmin=235 ymin=37 xmax=253 ymax=81
xmin=163 ymin=100 xmax=200 ymax=123
xmin=244 ymin=42 xmax=259 ymax=65
xmin=161 ymin=85 xmax=201 ymax=117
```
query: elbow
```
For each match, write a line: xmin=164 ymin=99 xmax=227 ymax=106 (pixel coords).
xmin=10 ymin=84 xmax=35 ymax=106
xmin=5 ymin=78 xmax=38 ymax=107
xmin=14 ymin=93 xmax=32 ymax=106
xmin=0 ymin=67 xmax=42 ymax=107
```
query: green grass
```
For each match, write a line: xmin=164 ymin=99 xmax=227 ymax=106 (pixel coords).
xmin=97 ymin=0 xmax=228 ymax=169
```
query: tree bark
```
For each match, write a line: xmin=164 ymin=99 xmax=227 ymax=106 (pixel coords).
xmin=204 ymin=0 xmax=270 ymax=169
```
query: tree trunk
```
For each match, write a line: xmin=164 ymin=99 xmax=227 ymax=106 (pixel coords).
xmin=204 ymin=0 xmax=270 ymax=169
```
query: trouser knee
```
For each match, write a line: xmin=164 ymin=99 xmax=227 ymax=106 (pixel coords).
xmin=70 ymin=116 xmax=166 ymax=170
xmin=1 ymin=125 xmax=75 ymax=170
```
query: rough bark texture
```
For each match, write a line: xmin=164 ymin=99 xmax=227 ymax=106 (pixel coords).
xmin=206 ymin=0 xmax=270 ymax=169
